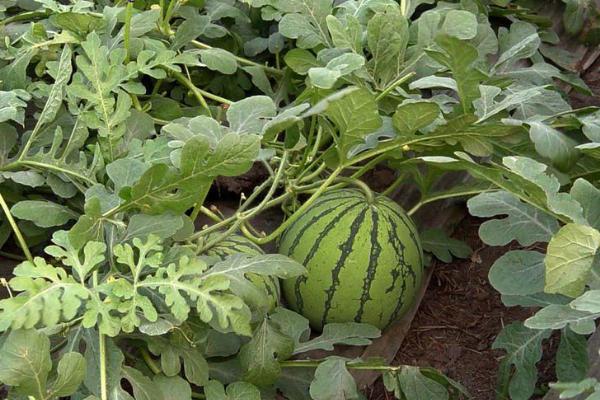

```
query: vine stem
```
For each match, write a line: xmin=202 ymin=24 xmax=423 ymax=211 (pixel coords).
xmin=0 ymin=10 xmax=50 ymax=26
xmin=167 ymin=70 xmax=213 ymax=110
xmin=198 ymin=206 xmax=223 ymax=223
xmin=189 ymin=185 xmax=211 ymax=222
xmin=334 ymin=177 xmax=375 ymax=203
xmin=190 ymin=172 xmax=275 ymax=242
xmin=375 ymin=72 xmax=416 ymax=102
xmin=141 ymin=348 xmax=161 ymax=374
xmin=124 ymin=0 xmax=134 ymax=63
xmin=279 ymin=360 xmax=401 ymax=372
xmin=0 ymin=193 xmax=32 ymax=262
xmin=203 ymin=152 xmax=290 ymax=248
xmin=407 ymin=187 xmax=495 ymax=216
xmin=381 ymin=171 xmax=408 ymax=197
xmin=99 ymin=333 xmax=108 ymax=400
xmin=241 ymin=165 xmax=344 ymax=244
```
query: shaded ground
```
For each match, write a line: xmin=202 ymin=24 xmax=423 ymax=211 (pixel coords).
xmin=367 ymin=216 xmax=557 ymax=400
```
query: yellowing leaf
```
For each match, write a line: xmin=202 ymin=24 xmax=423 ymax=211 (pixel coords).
xmin=545 ymin=224 xmax=600 ymax=297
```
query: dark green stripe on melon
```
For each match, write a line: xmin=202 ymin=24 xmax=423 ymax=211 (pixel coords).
xmin=279 ymin=188 xmax=423 ymax=331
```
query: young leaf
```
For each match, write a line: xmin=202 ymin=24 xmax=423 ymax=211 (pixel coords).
xmin=570 ymin=289 xmax=600 ymax=314
xmin=31 ymin=45 xmax=73 ymax=136
xmin=421 ymin=228 xmax=472 ymax=263
xmin=284 ymin=49 xmax=320 ymax=74
xmin=171 ymin=15 xmax=210 ymax=50
xmin=473 ymin=85 xmax=546 ymax=123
xmin=545 ymin=223 xmax=600 ymax=297
xmin=495 ymin=21 xmax=540 ymax=70
xmin=106 ymin=158 xmax=148 ymax=192
xmin=492 ymin=322 xmax=551 ymax=400
xmin=203 ymin=253 xmax=306 ymax=280
xmin=202 ymin=253 xmax=304 ymax=310
xmin=309 ymin=357 xmax=360 ymax=400
xmin=140 ymin=253 xmax=252 ymax=336
xmin=45 ymin=231 xmax=106 ymax=282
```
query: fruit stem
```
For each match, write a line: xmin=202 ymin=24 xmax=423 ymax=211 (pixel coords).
xmin=335 ymin=177 xmax=376 ymax=203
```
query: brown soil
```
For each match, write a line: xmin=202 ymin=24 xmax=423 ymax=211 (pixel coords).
xmin=367 ymin=216 xmax=558 ymax=400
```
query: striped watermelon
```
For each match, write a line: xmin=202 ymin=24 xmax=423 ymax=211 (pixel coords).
xmin=279 ymin=189 xmax=424 ymax=330
xmin=200 ymin=233 xmax=280 ymax=313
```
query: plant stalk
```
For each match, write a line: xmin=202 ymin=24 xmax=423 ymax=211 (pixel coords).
xmin=0 ymin=193 xmax=33 ymax=262
xmin=241 ymin=165 xmax=344 ymax=244
xmin=99 ymin=333 xmax=108 ymax=400
xmin=375 ymin=72 xmax=416 ymax=102
xmin=124 ymin=0 xmax=134 ymax=63
xmin=279 ymin=360 xmax=401 ymax=372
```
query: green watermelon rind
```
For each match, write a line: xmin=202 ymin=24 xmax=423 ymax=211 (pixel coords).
xmin=278 ymin=188 xmax=424 ymax=331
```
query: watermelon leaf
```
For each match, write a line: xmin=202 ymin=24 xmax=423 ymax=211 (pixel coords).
xmin=239 ymin=319 xmax=294 ymax=386
xmin=488 ymin=250 xmax=546 ymax=296
xmin=492 ymin=322 xmax=551 ymax=400
xmin=421 ymin=228 xmax=472 ymax=263
xmin=309 ymin=357 xmax=360 ymax=400
xmin=556 ymin=328 xmax=589 ymax=382
xmin=0 ymin=329 xmax=86 ymax=399
xmin=383 ymin=366 xmax=454 ymax=400
xmin=205 ymin=380 xmax=261 ymax=400
xmin=544 ymin=224 xmax=600 ymax=297
xmin=467 ymin=191 xmax=559 ymax=246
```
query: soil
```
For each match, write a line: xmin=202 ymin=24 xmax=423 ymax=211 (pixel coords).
xmin=366 ymin=215 xmax=558 ymax=400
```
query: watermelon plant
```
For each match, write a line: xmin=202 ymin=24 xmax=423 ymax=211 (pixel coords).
xmin=0 ymin=0 xmax=598 ymax=399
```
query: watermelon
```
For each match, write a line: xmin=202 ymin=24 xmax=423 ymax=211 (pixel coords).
xmin=279 ymin=188 xmax=424 ymax=330
xmin=200 ymin=232 xmax=280 ymax=312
